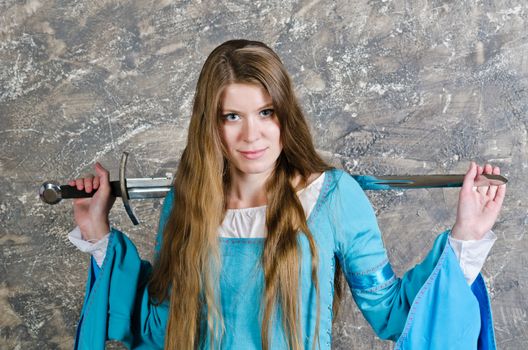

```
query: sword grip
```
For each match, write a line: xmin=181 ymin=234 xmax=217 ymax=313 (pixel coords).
xmin=60 ymin=181 xmax=122 ymax=199
xmin=40 ymin=181 xmax=123 ymax=205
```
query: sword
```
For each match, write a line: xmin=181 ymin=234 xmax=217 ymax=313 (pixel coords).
xmin=39 ymin=152 xmax=508 ymax=225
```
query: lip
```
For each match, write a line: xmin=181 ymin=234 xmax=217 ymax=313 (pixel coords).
xmin=239 ymin=148 xmax=267 ymax=159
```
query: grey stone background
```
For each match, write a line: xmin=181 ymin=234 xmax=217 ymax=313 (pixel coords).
xmin=1 ymin=0 xmax=527 ymax=349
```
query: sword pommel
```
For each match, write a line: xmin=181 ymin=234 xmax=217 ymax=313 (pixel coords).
xmin=39 ymin=182 xmax=62 ymax=204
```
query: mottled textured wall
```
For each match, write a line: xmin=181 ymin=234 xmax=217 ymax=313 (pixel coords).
xmin=1 ymin=0 xmax=527 ymax=349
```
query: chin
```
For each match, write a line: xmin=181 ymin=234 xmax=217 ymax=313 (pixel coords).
xmin=233 ymin=160 xmax=276 ymax=176
xmin=238 ymin=165 xmax=274 ymax=175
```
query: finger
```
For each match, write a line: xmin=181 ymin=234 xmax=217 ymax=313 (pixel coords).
xmin=84 ymin=175 xmax=94 ymax=193
xmin=68 ymin=180 xmax=76 ymax=186
xmin=486 ymin=166 xmax=499 ymax=197
xmin=475 ymin=163 xmax=489 ymax=195
xmin=93 ymin=175 xmax=100 ymax=190
xmin=75 ymin=178 xmax=84 ymax=190
xmin=494 ymin=182 xmax=506 ymax=208
xmin=462 ymin=161 xmax=477 ymax=193
xmin=487 ymin=166 xmax=501 ymax=198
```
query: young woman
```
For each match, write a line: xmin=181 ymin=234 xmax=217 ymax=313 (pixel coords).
xmin=68 ymin=40 xmax=505 ymax=350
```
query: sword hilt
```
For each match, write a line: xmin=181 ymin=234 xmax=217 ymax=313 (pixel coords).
xmin=39 ymin=152 xmax=143 ymax=225
xmin=39 ymin=181 xmax=122 ymax=204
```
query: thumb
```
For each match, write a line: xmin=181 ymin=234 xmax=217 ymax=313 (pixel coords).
xmin=94 ymin=162 xmax=110 ymax=187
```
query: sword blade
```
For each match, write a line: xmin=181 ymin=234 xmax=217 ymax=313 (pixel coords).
xmin=126 ymin=177 xmax=173 ymax=199
xmin=352 ymin=174 xmax=507 ymax=190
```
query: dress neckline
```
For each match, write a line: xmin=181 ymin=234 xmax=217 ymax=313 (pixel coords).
xmin=225 ymin=172 xmax=326 ymax=213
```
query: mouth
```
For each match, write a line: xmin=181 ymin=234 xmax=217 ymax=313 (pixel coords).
xmin=239 ymin=148 xmax=267 ymax=159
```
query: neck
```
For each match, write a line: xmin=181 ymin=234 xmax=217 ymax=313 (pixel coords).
xmin=225 ymin=168 xmax=319 ymax=209
xmin=226 ymin=168 xmax=273 ymax=209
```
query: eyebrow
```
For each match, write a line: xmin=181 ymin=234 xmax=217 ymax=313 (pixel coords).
xmin=222 ymin=104 xmax=274 ymax=114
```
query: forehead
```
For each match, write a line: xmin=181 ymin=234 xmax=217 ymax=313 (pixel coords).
xmin=221 ymin=83 xmax=272 ymax=111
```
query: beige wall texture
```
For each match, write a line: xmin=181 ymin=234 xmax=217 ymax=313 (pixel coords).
xmin=1 ymin=0 xmax=527 ymax=349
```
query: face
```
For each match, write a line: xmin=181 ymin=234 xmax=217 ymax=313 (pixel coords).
xmin=220 ymin=83 xmax=282 ymax=178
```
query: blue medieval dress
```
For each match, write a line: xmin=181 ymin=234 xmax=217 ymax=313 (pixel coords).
xmin=73 ymin=168 xmax=496 ymax=349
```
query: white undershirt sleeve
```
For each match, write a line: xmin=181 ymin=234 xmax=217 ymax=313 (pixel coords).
xmin=68 ymin=226 xmax=110 ymax=268
xmin=448 ymin=230 xmax=497 ymax=285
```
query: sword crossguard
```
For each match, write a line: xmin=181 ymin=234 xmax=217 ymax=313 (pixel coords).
xmin=119 ymin=152 xmax=140 ymax=225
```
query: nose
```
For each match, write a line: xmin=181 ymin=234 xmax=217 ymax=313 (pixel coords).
xmin=242 ymin=116 xmax=260 ymax=143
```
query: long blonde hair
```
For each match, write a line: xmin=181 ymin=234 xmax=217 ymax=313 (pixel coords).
xmin=149 ymin=39 xmax=341 ymax=349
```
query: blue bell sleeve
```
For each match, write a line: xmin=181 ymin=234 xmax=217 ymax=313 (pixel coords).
xmin=331 ymin=171 xmax=495 ymax=349
xmin=74 ymin=189 xmax=175 ymax=350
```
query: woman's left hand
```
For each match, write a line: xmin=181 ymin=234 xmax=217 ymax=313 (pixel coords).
xmin=451 ymin=162 xmax=506 ymax=241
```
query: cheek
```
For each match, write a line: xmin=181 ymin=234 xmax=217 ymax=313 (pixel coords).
xmin=220 ymin=126 xmax=235 ymax=149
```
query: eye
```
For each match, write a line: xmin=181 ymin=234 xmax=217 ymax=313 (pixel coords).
xmin=260 ymin=109 xmax=274 ymax=118
xmin=223 ymin=113 xmax=240 ymax=122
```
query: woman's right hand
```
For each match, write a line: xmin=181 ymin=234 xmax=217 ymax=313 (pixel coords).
xmin=68 ymin=162 xmax=116 ymax=242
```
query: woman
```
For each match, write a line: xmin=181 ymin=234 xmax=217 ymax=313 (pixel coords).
xmin=68 ymin=39 xmax=505 ymax=349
